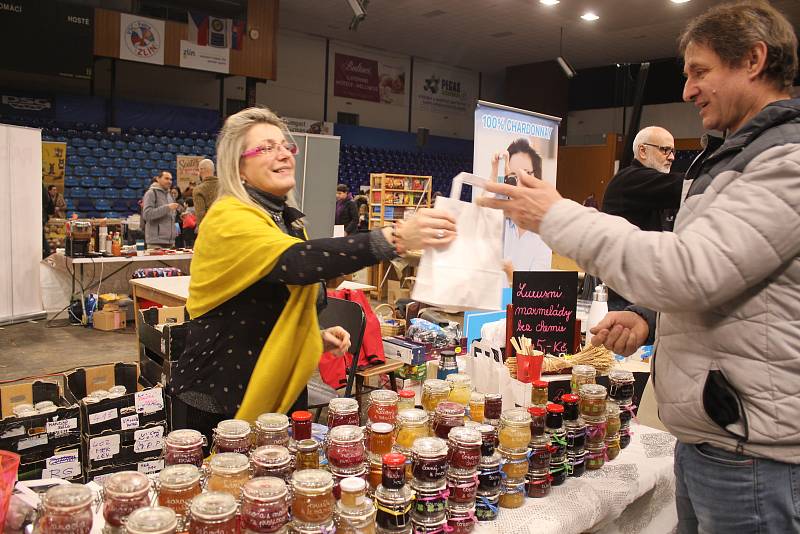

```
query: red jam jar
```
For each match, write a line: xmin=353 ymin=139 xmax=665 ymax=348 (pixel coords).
xmin=528 ymin=436 xmax=552 ymax=473
xmin=102 ymin=471 xmax=151 ymax=529
xmin=561 ymin=393 xmax=581 ymax=422
xmin=326 ymin=424 xmax=366 ymax=474
xmin=411 ymin=437 xmax=449 ymax=487
xmin=125 ymin=506 xmax=178 ymax=534
xmin=250 ymin=445 xmax=293 ymax=481
xmin=483 ymin=393 xmax=502 ymax=420
xmin=326 ymin=398 xmax=360 ymax=429
xmin=432 ymin=401 xmax=465 ymax=440
xmin=366 ymin=422 xmax=395 ymax=459
xmin=40 ymin=484 xmax=94 ymax=534
xmin=446 ymin=470 xmax=478 ymax=504
xmin=447 ymin=505 xmax=476 ymax=534
xmin=214 ymin=419 xmax=253 ymax=454
xmin=367 ymin=390 xmax=399 ymax=424
xmin=188 ymin=491 xmax=239 ymax=534
xmin=164 ymin=429 xmax=205 ymax=467
xmin=526 ymin=472 xmax=552 ymax=498
xmin=291 ymin=411 xmax=313 ymax=441
xmin=528 ymin=406 xmax=547 ymax=438
xmin=255 ymin=413 xmax=290 ymax=448
xmin=157 ymin=464 xmax=202 ymax=518
xmin=240 ymin=477 xmax=290 ymax=533
xmin=447 ymin=426 xmax=481 ymax=470
xmin=381 ymin=452 xmax=407 ymax=490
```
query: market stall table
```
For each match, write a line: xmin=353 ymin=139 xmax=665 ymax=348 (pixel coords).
xmin=129 ymin=275 xmax=190 ymax=331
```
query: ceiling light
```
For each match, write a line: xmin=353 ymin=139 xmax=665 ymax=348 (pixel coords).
xmin=540 ymin=0 xmax=560 ymax=5
xmin=670 ymin=0 xmax=691 ymax=3
xmin=581 ymin=12 xmax=599 ymax=21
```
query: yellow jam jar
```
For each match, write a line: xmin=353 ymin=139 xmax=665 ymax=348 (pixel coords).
xmin=394 ymin=408 xmax=429 ymax=450
xmin=498 ymin=407 xmax=532 ymax=452
xmin=468 ymin=392 xmax=485 ymax=423
xmin=445 ymin=374 xmax=472 ymax=406
xmin=421 ymin=379 xmax=451 ymax=414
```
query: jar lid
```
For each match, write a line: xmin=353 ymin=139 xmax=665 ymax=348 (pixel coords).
xmin=103 ymin=471 xmax=150 ymax=497
xmin=484 ymin=393 xmax=502 ymax=401
xmin=382 ymin=452 xmax=406 ymax=467
xmin=423 ymin=379 xmax=450 ymax=393
xmin=497 ymin=447 xmax=528 ymax=460
xmin=500 ymin=407 xmax=531 ymax=424
xmin=242 ymin=476 xmax=288 ymax=500
xmin=216 ymin=418 xmax=251 ymax=438
xmin=561 ymin=394 xmax=580 ymax=404
xmin=586 ymin=443 xmax=607 ymax=451
xmin=375 ymin=483 xmax=414 ymax=504
xmin=434 ymin=401 xmax=465 ymax=417
xmin=328 ymin=397 xmax=359 ymax=412
xmin=158 ymin=464 xmax=201 ymax=488
xmin=124 ymin=506 xmax=178 ymax=533
xmin=445 ymin=373 xmax=471 ymax=386
xmin=609 ymin=369 xmax=634 ymax=381
xmin=412 ymin=436 xmax=448 ymax=457
xmin=291 ymin=469 xmax=334 ymax=494
xmin=410 ymin=478 xmax=447 ymax=493
xmin=579 ymin=383 xmax=608 ymax=399
xmin=584 ymin=414 xmax=608 ymax=424
xmin=532 ymin=380 xmax=549 ymax=388
xmin=296 ymin=438 xmax=319 ymax=453
xmin=447 ymin=426 xmax=481 ymax=445
xmin=397 ymin=408 xmax=428 ymax=425
xmin=369 ymin=389 xmax=399 ymax=403
xmin=42 ymin=484 xmax=93 ymax=510
xmin=291 ymin=410 xmax=313 ymax=423
xmin=606 ymin=401 xmax=621 ymax=415
xmin=479 ymin=452 xmax=501 ymax=469
xmin=328 ymin=424 xmax=364 ymax=443
xmin=339 ymin=476 xmax=367 ymax=494
xmin=369 ymin=422 xmax=394 ymax=434
xmin=527 ymin=406 xmax=546 ymax=417
xmin=439 ymin=350 xmax=456 ymax=357
xmin=190 ymin=492 xmax=238 ymax=520
xmin=165 ymin=428 xmax=204 ymax=446
xmin=256 ymin=412 xmax=290 ymax=430
xmin=545 ymin=403 xmax=564 ymax=414
xmin=209 ymin=452 xmax=250 ymax=473
xmin=470 ymin=392 xmax=485 ymax=403
xmin=572 ymin=364 xmax=597 ymax=376
xmin=398 ymin=389 xmax=416 ymax=399
xmin=251 ymin=445 xmax=291 ymax=466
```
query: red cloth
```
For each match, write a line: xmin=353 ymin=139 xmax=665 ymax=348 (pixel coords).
xmin=318 ymin=289 xmax=386 ymax=389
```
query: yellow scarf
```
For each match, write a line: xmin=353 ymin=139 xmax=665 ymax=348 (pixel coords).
xmin=187 ymin=195 xmax=322 ymax=420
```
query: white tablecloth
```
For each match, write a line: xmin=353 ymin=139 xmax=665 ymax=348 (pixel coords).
xmin=475 ymin=423 xmax=678 ymax=534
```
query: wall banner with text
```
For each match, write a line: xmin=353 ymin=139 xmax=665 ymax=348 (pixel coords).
xmin=333 ymin=52 xmax=406 ymax=106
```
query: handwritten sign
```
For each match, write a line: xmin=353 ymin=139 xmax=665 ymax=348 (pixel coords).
xmin=135 ymin=388 xmax=164 ymax=415
xmin=134 ymin=426 xmax=165 ymax=453
xmin=44 ymin=449 xmax=81 ymax=479
xmin=89 ymin=434 xmax=120 ymax=461
xmin=512 ymin=271 xmax=578 ymax=355
xmin=46 ymin=418 xmax=78 ymax=436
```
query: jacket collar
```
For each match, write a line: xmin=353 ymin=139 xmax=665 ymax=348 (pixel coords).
xmin=244 ymin=184 xmax=305 ymax=228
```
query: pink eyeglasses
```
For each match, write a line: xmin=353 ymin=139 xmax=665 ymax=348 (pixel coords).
xmin=241 ymin=142 xmax=299 ymax=159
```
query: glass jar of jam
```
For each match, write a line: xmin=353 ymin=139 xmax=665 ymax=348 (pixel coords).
xmin=571 ymin=364 xmax=596 ymax=394
xmin=207 ymin=452 xmax=251 ymax=498
xmin=240 ymin=476 xmax=289 ymax=533
xmin=411 ymin=437 xmax=448 ymax=487
xmin=561 ymin=393 xmax=580 ymax=421
xmin=39 ymin=483 xmax=94 ymax=534
xmin=158 ymin=464 xmax=202 ymax=518
xmin=468 ymin=393 xmax=485 ymax=423
xmin=477 ymin=424 xmax=496 ymax=457
xmin=548 ymin=428 xmax=567 ymax=462
xmin=255 ymin=413 xmax=290 ymax=447
xmin=618 ymin=402 xmax=634 ymax=427
xmin=188 ymin=491 xmax=239 ymax=534
xmin=374 ymin=483 xmax=413 ymax=532
xmin=528 ymin=436 xmax=551 ymax=473
xmin=125 ymin=506 xmax=178 ymax=534
xmin=475 ymin=493 xmax=499 ymax=522
xmin=327 ymin=398 xmax=361 ymax=429
xmin=251 ymin=445 xmax=292 ymax=481
xmin=608 ymin=369 xmax=635 ymax=403
xmin=445 ymin=374 xmax=472 ymax=406
xmin=619 ymin=426 xmax=632 ymax=449
xmin=366 ymin=422 xmax=395 ymax=459
xmin=397 ymin=390 xmax=416 ymax=412
xmin=498 ymin=481 xmax=525 ymax=509
xmin=412 ymin=517 xmax=448 ymax=533
xmin=526 ymin=472 xmax=551 ymax=498
xmin=326 ymin=425 xmax=366 ymax=474
xmin=605 ymin=434 xmax=621 ymax=461
xmin=579 ymin=384 xmax=608 ymax=417
xmin=164 ymin=429 xmax=205 ymax=467
xmin=606 ymin=401 xmax=622 ymax=436
xmin=335 ymin=477 xmax=376 ymax=534
xmin=545 ymin=402 xmax=564 ymax=431
xmin=437 ymin=350 xmax=459 ymax=380
xmin=527 ymin=406 xmax=546 ymax=439
xmin=584 ymin=415 xmax=608 ymax=447
xmin=295 ymin=439 xmax=320 ymax=471
xmin=395 ymin=408 xmax=429 ymax=450
xmin=586 ymin=444 xmax=606 ymax=470
xmin=291 ymin=469 xmax=335 ymax=526
xmin=214 ymin=419 xmax=253 ymax=454
xmin=498 ymin=407 xmax=531 ymax=452
xmin=565 ymin=420 xmax=587 ymax=454
xmin=379 ymin=452 xmax=407 ymax=490
xmin=432 ymin=401 xmax=465 ymax=440
xmin=422 ymin=380 xmax=451 ymax=414
xmin=549 ymin=458 xmax=568 ymax=486
xmin=446 ymin=470 xmax=478 ymax=504
xmin=568 ymin=451 xmax=586 ymax=477
xmin=447 ymin=426 xmax=481 ymax=471
xmin=410 ymin=480 xmax=447 ymax=524
xmin=498 ymin=448 xmax=528 ymax=482
xmin=102 ymin=471 xmax=151 ymax=529
xmin=477 ymin=453 xmax=502 ymax=494
xmin=367 ymin=459 xmax=382 ymax=492
xmin=367 ymin=390 xmax=399 ymax=425
xmin=291 ymin=411 xmax=313 ymax=441
xmin=530 ymin=380 xmax=549 ymax=406
xmin=446 ymin=506 xmax=476 ymax=534
xmin=483 ymin=393 xmax=502 ymax=421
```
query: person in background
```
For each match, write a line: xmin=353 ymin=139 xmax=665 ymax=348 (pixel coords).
xmin=355 ymin=195 xmax=369 ymax=232
xmin=479 ymin=2 xmax=800 ymax=531
xmin=170 ymin=187 xmax=186 ymax=247
xmin=47 ymin=185 xmax=66 ymax=219
xmin=180 ymin=198 xmax=197 ymax=248
xmin=335 ymin=183 xmax=359 ymax=235
xmin=142 ymin=171 xmax=181 ymax=249
xmin=169 ymin=107 xmax=456 ymax=443
xmin=193 ymin=158 xmax=218 ymax=229
xmin=183 ymin=180 xmax=195 ymax=200
xmin=42 ymin=183 xmax=51 ymax=258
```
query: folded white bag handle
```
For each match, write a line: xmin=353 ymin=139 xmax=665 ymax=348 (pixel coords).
xmin=449 ymin=172 xmax=490 ymax=200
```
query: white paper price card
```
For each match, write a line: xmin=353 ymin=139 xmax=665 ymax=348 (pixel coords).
xmin=88 ymin=408 xmax=118 ymax=425
xmin=89 ymin=434 xmax=120 ymax=461
xmin=134 ymin=426 xmax=164 ymax=453
xmin=17 ymin=434 xmax=48 ymax=451
xmin=138 ymin=459 xmax=165 ymax=474
xmin=43 ymin=450 xmax=81 ymax=479
xmin=121 ymin=414 xmax=140 ymax=430
xmin=135 ymin=388 xmax=164 ymax=415
xmin=46 ymin=418 xmax=78 ymax=435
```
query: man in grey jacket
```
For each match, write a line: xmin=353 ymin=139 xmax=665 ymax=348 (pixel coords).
xmin=480 ymin=2 xmax=800 ymax=532
xmin=142 ymin=171 xmax=181 ymax=248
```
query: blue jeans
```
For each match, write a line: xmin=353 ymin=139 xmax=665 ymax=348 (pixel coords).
xmin=675 ymin=441 xmax=800 ymax=533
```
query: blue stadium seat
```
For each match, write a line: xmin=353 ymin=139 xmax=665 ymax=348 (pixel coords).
xmin=76 ymin=199 xmax=94 ymax=212
xmin=143 ymin=159 xmax=155 ymax=170
xmin=105 ymin=211 xmax=122 ymax=219
xmin=133 ymin=134 xmax=145 ymax=144
xmin=200 ymin=132 xmax=210 ymax=140
xmin=113 ymin=157 xmax=126 ymax=168
xmin=155 ymin=143 xmax=167 ymax=153
xmin=128 ymin=178 xmax=144 ymax=189
xmin=135 ymin=168 xmax=150 ymax=179
xmin=70 ymin=187 xmax=87 ymax=198
xmin=83 ymin=156 xmax=97 ymax=167
xmin=115 ymin=199 xmax=130 ymax=211
xmin=100 ymin=139 xmax=112 ymax=149
xmin=67 ymin=155 xmax=80 ymax=166
xmin=128 ymin=158 xmax=141 ymax=168
xmin=97 ymin=177 xmax=112 ymax=188
xmin=55 ymin=135 xmax=68 ymax=142
xmin=114 ymin=140 xmax=126 ymax=150
xmin=77 ymin=146 xmax=90 ymax=157
xmin=134 ymin=150 xmax=146 ymax=160
xmin=141 ymin=142 xmax=154 ymax=152
xmin=64 ymin=176 xmax=79 ymax=187
xmin=189 ymin=131 xmax=199 ymax=139
xmin=159 ymin=160 xmax=172 ymax=171
xmin=65 ymin=198 xmax=75 ymax=210
xmin=121 ymin=149 xmax=133 ymax=159
xmin=87 ymin=187 xmax=103 ymax=199
xmin=89 ymin=166 xmax=103 ymax=177
xmin=121 ymin=188 xmax=136 ymax=199
xmin=80 ymin=177 xmax=96 ymax=188
xmin=180 ymin=145 xmax=192 ymax=154
xmin=92 ymin=147 xmax=105 ymax=158
xmin=73 ymin=165 xmax=88 ymax=177
xmin=166 ymin=144 xmax=178 ymax=154
xmin=122 ymin=168 xmax=134 ymax=178
xmin=106 ymin=148 xmax=120 ymax=158
xmin=146 ymin=135 xmax=157 ymax=144
xmin=107 ymin=167 xmax=120 ymax=178
xmin=149 ymin=151 xmax=161 ymax=160
xmin=178 ymin=130 xmax=187 ymax=138
xmin=99 ymin=157 xmax=112 ymax=168
xmin=95 ymin=199 xmax=111 ymax=211
xmin=128 ymin=141 xmax=141 ymax=151
xmin=104 ymin=188 xmax=120 ymax=199
xmin=171 ymin=136 xmax=182 ymax=145
xmin=70 ymin=137 xmax=85 ymax=148
xmin=85 ymin=138 xmax=99 ymax=148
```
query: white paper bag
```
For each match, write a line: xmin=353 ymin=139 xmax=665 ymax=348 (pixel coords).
xmin=412 ymin=174 xmax=506 ymax=311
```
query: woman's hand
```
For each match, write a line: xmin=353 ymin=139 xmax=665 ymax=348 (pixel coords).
xmin=396 ymin=208 xmax=457 ymax=250
xmin=322 ymin=326 xmax=351 ymax=356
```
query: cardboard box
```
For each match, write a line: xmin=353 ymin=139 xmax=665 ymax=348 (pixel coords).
xmin=137 ymin=307 xmax=188 ymax=388
xmin=93 ymin=310 xmax=127 ymax=331
xmin=83 ymin=422 xmax=167 ymax=471
xmin=382 ymin=337 xmax=426 ymax=366
xmin=158 ymin=306 xmax=186 ymax=325
xmin=387 ymin=280 xmax=411 ymax=306
xmin=397 ymin=363 xmax=427 ymax=381
xmin=86 ymin=456 xmax=164 ymax=484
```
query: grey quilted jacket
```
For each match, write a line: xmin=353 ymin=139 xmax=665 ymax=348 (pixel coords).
xmin=540 ymin=98 xmax=800 ymax=462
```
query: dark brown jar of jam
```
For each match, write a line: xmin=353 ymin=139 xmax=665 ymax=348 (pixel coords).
xmin=250 ymin=445 xmax=293 ymax=481
xmin=432 ymin=401 xmax=465 ymax=440
xmin=213 ymin=419 xmax=252 ymax=454
xmin=483 ymin=393 xmax=502 ymax=420
xmin=411 ymin=437 xmax=449 ymax=487
xmin=447 ymin=470 xmax=478 ymax=504
xmin=447 ymin=426 xmax=481 ymax=471
xmin=164 ymin=429 xmax=205 ymax=468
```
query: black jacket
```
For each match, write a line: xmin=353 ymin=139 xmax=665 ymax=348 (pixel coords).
xmin=601 ymin=160 xmax=684 ymax=232
xmin=335 ymin=198 xmax=359 ymax=235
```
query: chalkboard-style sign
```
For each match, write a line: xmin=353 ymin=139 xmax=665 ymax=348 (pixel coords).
xmin=512 ymin=271 xmax=578 ymax=355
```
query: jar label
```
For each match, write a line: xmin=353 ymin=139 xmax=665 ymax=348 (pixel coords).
xmin=328 ymin=443 xmax=366 ymax=468
xmin=242 ymin=502 xmax=289 ymax=530
xmin=450 ymin=447 xmax=480 ymax=469
xmin=413 ymin=460 xmax=447 ymax=481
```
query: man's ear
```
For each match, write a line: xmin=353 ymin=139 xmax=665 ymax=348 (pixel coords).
xmin=745 ymin=41 xmax=769 ymax=81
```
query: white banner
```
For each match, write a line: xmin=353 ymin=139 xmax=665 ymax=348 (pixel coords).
xmin=283 ymin=116 xmax=334 ymax=136
xmin=413 ymin=60 xmax=477 ymax=115
xmin=179 ymin=40 xmax=230 ymax=73
xmin=119 ymin=14 xmax=165 ymax=65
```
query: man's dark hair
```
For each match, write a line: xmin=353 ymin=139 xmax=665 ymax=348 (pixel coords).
xmin=507 ymin=138 xmax=543 ymax=179
xmin=47 ymin=185 xmax=57 ymax=192
xmin=337 ymin=184 xmax=349 ymax=193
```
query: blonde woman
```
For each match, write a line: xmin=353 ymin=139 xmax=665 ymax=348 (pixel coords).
xmin=169 ymin=107 xmax=456 ymax=440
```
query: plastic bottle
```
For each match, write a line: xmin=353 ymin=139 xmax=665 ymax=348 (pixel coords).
xmin=584 ymin=284 xmax=608 ymax=349
xmin=112 ymin=232 xmax=121 ymax=256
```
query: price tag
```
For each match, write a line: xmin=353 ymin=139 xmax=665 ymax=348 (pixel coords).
xmin=44 ymin=450 xmax=81 ymax=479
xmin=138 ymin=459 xmax=165 ymax=474
xmin=88 ymin=408 xmax=118 ymax=425
xmin=89 ymin=434 xmax=120 ymax=460
xmin=46 ymin=418 xmax=78 ymax=435
xmin=134 ymin=388 xmax=164 ymax=415
xmin=134 ymin=426 xmax=164 ymax=453
xmin=17 ymin=434 xmax=48 ymax=451
xmin=121 ymin=414 xmax=140 ymax=430
xmin=1 ymin=426 xmax=25 ymax=439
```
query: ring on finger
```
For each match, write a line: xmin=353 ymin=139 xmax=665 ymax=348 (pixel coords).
xmin=436 ymin=230 xmax=445 ymax=239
